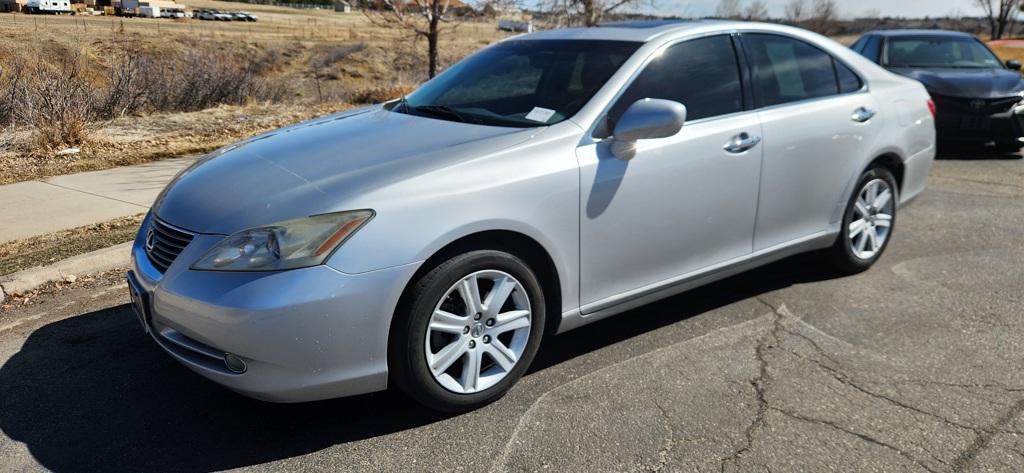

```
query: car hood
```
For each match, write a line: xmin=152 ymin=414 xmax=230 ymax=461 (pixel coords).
xmin=889 ymin=66 xmax=1024 ymax=99
xmin=153 ymin=106 xmax=538 ymax=235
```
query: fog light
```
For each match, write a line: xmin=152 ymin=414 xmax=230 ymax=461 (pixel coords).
xmin=223 ymin=353 xmax=247 ymax=374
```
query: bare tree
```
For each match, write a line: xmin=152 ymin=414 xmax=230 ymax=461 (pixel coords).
xmin=745 ymin=0 xmax=769 ymax=20
xmin=805 ymin=0 xmax=839 ymax=34
xmin=364 ymin=0 xmax=459 ymax=78
xmin=543 ymin=0 xmax=650 ymax=27
xmin=784 ymin=0 xmax=806 ymax=22
xmin=715 ymin=0 xmax=743 ymax=19
xmin=974 ymin=0 xmax=1020 ymax=40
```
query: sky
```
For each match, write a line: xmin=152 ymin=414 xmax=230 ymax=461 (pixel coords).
xmin=638 ymin=0 xmax=986 ymax=19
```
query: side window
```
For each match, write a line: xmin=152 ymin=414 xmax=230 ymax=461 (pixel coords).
xmin=609 ymin=35 xmax=743 ymax=125
xmin=834 ymin=60 xmax=863 ymax=93
xmin=744 ymin=33 xmax=839 ymax=107
xmin=850 ymin=37 xmax=868 ymax=53
xmin=863 ymin=36 xmax=883 ymax=62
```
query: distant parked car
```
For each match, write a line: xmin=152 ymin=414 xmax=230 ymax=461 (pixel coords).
xmin=853 ymin=30 xmax=1024 ymax=152
xmin=237 ymin=11 xmax=258 ymax=21
xmin=214 ymin=12 xmax=232 ymax=20
xmin=129 ymin=20 xmax=935 ymax=412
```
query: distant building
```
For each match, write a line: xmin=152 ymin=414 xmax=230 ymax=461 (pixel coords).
xmin=0 ymin=0 xmax=27 ymax=12
xmin=334 ymin=1 xmax=350 ymax=13
xmin=119 ymin=0 xmax=176 ymax=12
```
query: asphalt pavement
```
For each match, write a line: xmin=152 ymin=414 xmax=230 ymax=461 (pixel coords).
xmin=0 ymin=149 xmax=1021 ymax=472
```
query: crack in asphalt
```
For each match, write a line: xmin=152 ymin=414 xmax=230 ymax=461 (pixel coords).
xmin=719 ymin=298 xmax=780 ymax=473
xmin=894 ymin=379 xmax=1024 ymax=394
xmin=491 ymin=294 xmax=1023 ymax=473
xmin=951 ymin=397 xmax=1024 ymax=472
xmin=650 ymin=399 xmax=676 ymax=472
xmin=933 ymin=174 xmax=1024 ymax=191
xmin=487 ymin=314 xmax=773 ymax=473
xmin=769 ymin=405 xmax=941 ymax=473
xmin=719 ymin=299 xmax=973 ymax=472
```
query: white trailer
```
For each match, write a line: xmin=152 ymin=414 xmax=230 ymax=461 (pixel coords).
xmin=25 ymin=0 xmax=72 ymax=14
xmin=139 ymin=5 xmax=160 ymax=17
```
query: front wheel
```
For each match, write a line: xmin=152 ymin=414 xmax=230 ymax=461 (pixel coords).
xmin=826 ymin=167 xmax=898 ymax=273
xmin=390 ymin=250 xmax=545 ymax=412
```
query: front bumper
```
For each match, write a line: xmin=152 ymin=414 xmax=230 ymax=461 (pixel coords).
xmin=933 ymin=98 xmax=1024 ymax=144
xmin=130 ymin=214 xmax=420 ymax=402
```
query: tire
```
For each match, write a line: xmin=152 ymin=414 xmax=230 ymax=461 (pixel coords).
xmin=390 ymin=250 xmax=546 ymax=412
xmin=826 ymin=166 xmax=898 ymax=274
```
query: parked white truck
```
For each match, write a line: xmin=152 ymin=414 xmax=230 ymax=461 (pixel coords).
xmin=24 ymin=0 xmax=72 ymax=14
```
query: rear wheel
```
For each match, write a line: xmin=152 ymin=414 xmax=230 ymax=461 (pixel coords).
xmin=390 ymin=250 xmax=545 ymax=412
xmin=826 ymin=167 xmax=898 ymax=273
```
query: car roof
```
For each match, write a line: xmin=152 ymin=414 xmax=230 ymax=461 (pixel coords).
xmin=865 ymin=29 xmax=976 ymax=38
xmin=516 ymin=19 xmax=742 ymax=42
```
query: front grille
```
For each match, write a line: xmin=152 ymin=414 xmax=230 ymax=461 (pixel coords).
xmin=933 ymin=94 xmax=1021 ymax=116
xmin=146 ymin=218 xmax=194 ymax=273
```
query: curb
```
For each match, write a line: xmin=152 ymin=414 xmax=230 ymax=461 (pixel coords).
xmin=0 ymin=242 xmax=132 ymax=304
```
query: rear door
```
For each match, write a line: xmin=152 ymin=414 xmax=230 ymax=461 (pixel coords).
xmin=740 ymin=33 xmax=879 ymax=251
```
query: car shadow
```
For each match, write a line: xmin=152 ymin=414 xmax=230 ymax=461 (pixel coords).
xmin=936 ymin=143 xmax=1024 ymax=160
xmin=0 ymin=253 xmax=842 ymax=472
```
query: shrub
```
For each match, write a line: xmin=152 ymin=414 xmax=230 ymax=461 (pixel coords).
xmin=349 ymin=84 xmax=417 ymax=104
xmin=22 ymin=51 xmax=97 ymax=150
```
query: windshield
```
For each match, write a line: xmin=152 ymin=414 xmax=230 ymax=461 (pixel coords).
xmin=397 ymin=40 xmax=641 ymax=127
xmin=884 ymin=36 xmax=1003 ymax=69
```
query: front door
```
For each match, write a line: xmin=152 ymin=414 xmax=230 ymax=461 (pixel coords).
xmin=577 ymin=35 xmax=763 ymax=311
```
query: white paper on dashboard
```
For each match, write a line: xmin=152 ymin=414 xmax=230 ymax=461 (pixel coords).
xmin=525 ymin=107 xmax=556 ymax=123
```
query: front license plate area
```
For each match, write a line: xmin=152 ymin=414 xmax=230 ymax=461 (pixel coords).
xmin=127 ymin=272 xmax=150 ymax=334
xmin=962 ymin=117 xmax=991 ymax=131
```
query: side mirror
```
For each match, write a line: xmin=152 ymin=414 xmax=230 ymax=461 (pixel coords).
xmin=1008 ymin=60 xmax=1022 ymax=71
xmin=610 ymin=99 xmax=687 ymax=160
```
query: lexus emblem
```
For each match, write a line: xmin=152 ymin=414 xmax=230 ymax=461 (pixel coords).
xmin=969 ymin=99 xmax=986 ymax=110
xmin=145 ymin=228 xmax=155 ymax=252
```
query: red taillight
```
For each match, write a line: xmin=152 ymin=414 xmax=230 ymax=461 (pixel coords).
xmin=927 ymin=98 xmax=936 ymax=118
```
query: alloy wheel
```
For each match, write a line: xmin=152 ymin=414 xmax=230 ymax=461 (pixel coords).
xmin=424 ymin=270 xmax=532 ymax=394
xmin=848 ymin=178 xmax=895 ymax=260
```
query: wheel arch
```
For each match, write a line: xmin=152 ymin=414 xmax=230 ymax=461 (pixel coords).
xmin=868 ymin=153 xmax=905 ymax=194
xmin=830 ymin=151 xmax=906 ymax=225
xmin=392 ymin=230 xmax=564 ymax=342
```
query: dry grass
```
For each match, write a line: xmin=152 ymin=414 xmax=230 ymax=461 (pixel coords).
xmin=0 ymin=5 xmax=511 ymax=184
xmin=0 ymin=214 xmax=144 ymax=276
xmin=349 ymin=83 xmax=417 ymax=104
xmin=989 ymin=45 xmax=1024 ymax=65
xmin=0 ymin=101 xmax=354 ymax=185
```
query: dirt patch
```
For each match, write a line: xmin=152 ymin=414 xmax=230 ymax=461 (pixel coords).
xmin=0 ymin=215 xmax=144 ymax=277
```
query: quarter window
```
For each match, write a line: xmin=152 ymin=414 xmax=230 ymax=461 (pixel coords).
xmin=835 ymin=60 xmax=863 ymax=93
xmin=609 ymin=35 xmax=744 ymax=125
xmin=744 ymin=34 xmax=839 ymax=107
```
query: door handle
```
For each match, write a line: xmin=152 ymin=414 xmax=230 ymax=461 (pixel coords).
xmin=723 ymin=132 xmax=762 ymax=154
xmin=851 ymin=107 xmax=876 ymax=123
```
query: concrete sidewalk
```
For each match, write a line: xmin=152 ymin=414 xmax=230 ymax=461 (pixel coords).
xmin=0 ymin=157 xmax=199 ymax=244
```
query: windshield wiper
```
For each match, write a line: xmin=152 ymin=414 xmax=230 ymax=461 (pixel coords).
xmin=413 ymin=105 xmax=479 ymax=124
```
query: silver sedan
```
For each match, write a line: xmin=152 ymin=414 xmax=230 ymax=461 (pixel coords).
xmin=128 ymin=20 xmax=935 ymax=412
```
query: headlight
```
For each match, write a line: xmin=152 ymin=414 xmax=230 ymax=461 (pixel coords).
xmin=192 ymin=210 xmax=374 ymax=271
